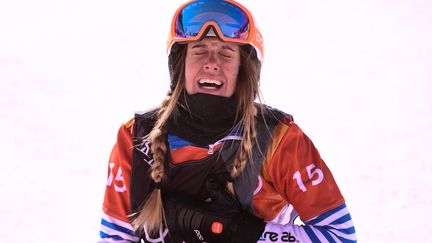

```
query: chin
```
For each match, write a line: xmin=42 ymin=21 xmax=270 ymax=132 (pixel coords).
xmin=196 ymin=89 xmax=227 ymax=97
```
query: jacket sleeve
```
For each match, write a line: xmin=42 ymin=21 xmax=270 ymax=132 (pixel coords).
xmin=260 ymin=203 xmax=356 ymax=242
xmin=98 ymin=119 xmax=140 ymax=243
xmin=256 ymin=120 xmax=357 ymax=242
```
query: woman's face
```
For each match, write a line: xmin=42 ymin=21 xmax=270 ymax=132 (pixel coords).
xmin=184 ymin=38 xmax=241 ymax=97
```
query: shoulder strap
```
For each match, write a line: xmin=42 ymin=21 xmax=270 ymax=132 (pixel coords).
xmin=129 ymin=108 xmax=159 ymax=217
xmin=225 ymin=104 xmax=293 ymax=213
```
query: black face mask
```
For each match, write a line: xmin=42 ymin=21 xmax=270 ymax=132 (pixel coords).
xmin=166 ymin=92 xmax=241 ymax=146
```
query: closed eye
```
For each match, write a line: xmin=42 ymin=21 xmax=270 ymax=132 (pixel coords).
xmin=193 ymin=52 xmax=207 ymax=56
xmin=220 ymin=53 xmax=232 ymax=58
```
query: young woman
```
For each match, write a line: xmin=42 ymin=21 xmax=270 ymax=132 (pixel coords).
xmin=98 ymin=0 xmax=357 ymax=242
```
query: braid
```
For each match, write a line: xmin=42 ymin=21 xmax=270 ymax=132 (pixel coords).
xmin=149 ymin=95 xmax=171 ymax=183
xmin=231 ymin=103 xmax=257 ymax=179
xmin=230 ymin=45 xmax=261 ymax=179
xmin=132 ymin=44 xmax=187 ymax=235
xmin=131 ymin=93 xmax=171 ymax=235
xmin=132 ymin=78 xmax=185 ymax=235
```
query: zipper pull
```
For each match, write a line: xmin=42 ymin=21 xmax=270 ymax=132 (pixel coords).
xmin=208 ymin=144 xmax=214 ymax=155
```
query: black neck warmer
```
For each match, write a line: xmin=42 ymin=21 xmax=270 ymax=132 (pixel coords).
xmin=166 ymin=92 xmax=241 ymax=146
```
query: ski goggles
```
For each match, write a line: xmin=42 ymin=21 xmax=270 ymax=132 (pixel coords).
xmin=167 ymin=0 xmax=264 ymax=61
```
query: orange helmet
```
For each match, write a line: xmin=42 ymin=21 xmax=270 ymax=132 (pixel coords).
xmin=167 ymin=0 xmax=264 ymax=90
xmin=167 ymin=0 xmax=263 ymax=61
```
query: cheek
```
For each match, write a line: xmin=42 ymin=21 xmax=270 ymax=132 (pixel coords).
xmin=184 ymin=58 xmax=199 ymax=93
xmin=226 ymin=61 xmax=241 ymax=82
xmin=224 ymin=61 xmax=241 ymax=95
xmin=185 ymin=62 xmax=192 ymax=85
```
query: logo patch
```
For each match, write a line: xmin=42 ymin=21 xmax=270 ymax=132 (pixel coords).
xmin=211 ymin=222 xmax=223 ymax=234
xmin=107 ymin=162 xmax=127 ymax=192
xmin=194 ymin=230 xmax=204 ymax=240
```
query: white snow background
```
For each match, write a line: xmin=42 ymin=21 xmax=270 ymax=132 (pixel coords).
xmin=0 ymin=0 xmax=431 ymax=242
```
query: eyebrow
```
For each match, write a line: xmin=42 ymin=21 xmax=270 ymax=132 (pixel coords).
xmin=190 ymin=43 xmax=237 ymax=52
xmin=191 ymin=43 xmax=207 ymax=49
xmin=222 ymin=45 xmax=236 ymax=52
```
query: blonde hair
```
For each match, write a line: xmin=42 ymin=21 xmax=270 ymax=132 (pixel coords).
xmin=132 ymin=43 xmax=262 ymax=235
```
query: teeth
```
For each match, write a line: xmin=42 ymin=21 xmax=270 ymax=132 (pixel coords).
xmin=198 ymin=79 xmax=222 ymax=86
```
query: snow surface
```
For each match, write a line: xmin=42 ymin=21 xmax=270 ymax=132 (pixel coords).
xmin=0 ymin=0 xmax=431 ymax=242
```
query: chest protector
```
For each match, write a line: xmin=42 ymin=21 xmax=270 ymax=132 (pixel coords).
xmin=129 ymin=105 xmax=292 ymax=240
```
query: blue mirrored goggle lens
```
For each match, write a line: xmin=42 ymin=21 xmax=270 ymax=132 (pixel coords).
xmin=175 ymin=0 xmax=250 ymax=40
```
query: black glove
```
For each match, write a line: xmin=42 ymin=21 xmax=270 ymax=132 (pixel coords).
xmin=163 ymin=177 xmax=265 ymax=243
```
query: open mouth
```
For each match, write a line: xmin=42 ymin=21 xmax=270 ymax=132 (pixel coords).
xmin=198 ymin=79 xmax=223 ymax=90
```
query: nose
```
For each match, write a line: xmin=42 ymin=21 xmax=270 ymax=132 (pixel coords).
xmin=203 ymin=53 xmax=220 ymax=72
